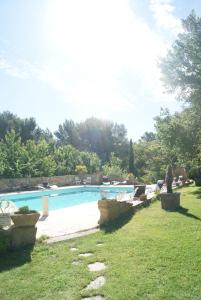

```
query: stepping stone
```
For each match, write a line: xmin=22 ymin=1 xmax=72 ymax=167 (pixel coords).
xmin=79 ymin=252 xmax=93 ymax=257
xmin=81 ymin=296 xmax=105 ymax=300
xmin=96 ymin=243 xmax=103 ymax=247
xmin=72 ymin=260 xmax=80 ymax=265
xmin=85 ymin=276 xmax=106 ymax=290
xmin=70 ymin=247 xmax=78 ymax=252
xmin=88 ymin=262 xmax=106 ymax=272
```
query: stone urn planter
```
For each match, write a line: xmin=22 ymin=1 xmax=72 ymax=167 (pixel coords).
xmin=8 ymin=206 xmax=40 ymax=249
xmin=11 ymin=209 xmax=40 ymax=227
xmin=160 ymin=192 xmax=180 ymax=211
xmin=160 ymin=165 xmax=180 ymax=211
xmin=98 ymin=199 xmax=132 ymax=225
xmin=98 ymin=199 xmax=120 ymax=225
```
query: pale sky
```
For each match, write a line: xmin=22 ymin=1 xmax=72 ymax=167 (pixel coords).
xmin=0 ymin=0 xmax=200 ymax=140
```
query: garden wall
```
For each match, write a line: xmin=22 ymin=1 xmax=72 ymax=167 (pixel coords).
xmin=0 ymin=172 xmax=103 ymax=193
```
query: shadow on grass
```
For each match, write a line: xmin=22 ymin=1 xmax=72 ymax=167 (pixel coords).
xmin=0 ymin=245 xmax=33 ymax=272
xmin=175 ymin=206 xmax=201 ymax=221
xmin=100 ymin=210 xmax=134 ymax=234
xmin=190 ymin=187 xmax=201 ymax=199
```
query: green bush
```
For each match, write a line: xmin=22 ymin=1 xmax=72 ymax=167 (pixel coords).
xmin=0 ymin=231 xmax=10 ymax=253
xmin=75 ymin=165 xmax=88 ymax=174
xmin=15 ymin=206 xmax=37 ymax=214
xmin=189 ymin=166 xmax=201 ymax=180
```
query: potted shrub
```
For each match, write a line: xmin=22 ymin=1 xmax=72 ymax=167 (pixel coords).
xmin=11 ymin=206 xmax=40 ymax=227
xmin=160 ymin=165 xmax=180 ymax=210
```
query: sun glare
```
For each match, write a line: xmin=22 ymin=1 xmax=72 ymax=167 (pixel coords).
xmin=45 ymin=0 xmax=171 ymax=114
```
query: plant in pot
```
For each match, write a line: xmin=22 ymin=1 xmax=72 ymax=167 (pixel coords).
xmin=160 ymin=165 xmax=180 ymax=210
xmin=11 ymin=206 xmax=40 ymax=227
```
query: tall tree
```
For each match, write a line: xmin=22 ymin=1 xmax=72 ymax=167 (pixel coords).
xmin=0 ymin=111 xmax=51 ymax=143
xmin=24 ymin=139 xmax=56 ymax=177
xmin=140 ymin=132 xmax=156 ymax=142
xmin=55 ymin=117 xmax=129 ymax=164
xmin=78 ymin=118 xmax=113 ymax=162
xmin=134 ymin=139 xmax=165 ymax=183
xmin=128 ymin=139 xmax=135 ymax=174
xmin=159 ymin=11 xmax=201 ymax=171
xmin=54 ymin=119 xmax=80 ymax=147
xmin=0 ymin=130 xmax=27 ymax=178
xmin=160 ymin=11 xmax=201 ymax=108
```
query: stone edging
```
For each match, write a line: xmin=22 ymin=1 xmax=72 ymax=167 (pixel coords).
xmin=46 ymin=226 xmax=100 ymax=244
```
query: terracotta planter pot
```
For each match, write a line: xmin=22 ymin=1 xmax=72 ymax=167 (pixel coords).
xmin=160 ymin=192 xmax=180 ymax=211
xmin=98 ymin=199 xmax=133 ymax=225
xmin=11 ymin=212 xmax=40 ymax=227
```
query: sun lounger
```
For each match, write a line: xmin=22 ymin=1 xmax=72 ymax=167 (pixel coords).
xmin=112 ymin=181 xmax=120 ymax=185
xmin=49 ymin=185 xmax=58 ymax=189
xmin=103 ymin=182 xmax=111 ymax=185
xmin=0 ymin=200 xmax=17 ymax=228
xmin=133 ymin=185 xmax=146 ymax=198
xmin=83 ymin=176 xmax=91 ymax=185
xmin=120 ymin=180 xmax=127 ymax=185
xmin=75 ymin=176 xmax=82 ymax=185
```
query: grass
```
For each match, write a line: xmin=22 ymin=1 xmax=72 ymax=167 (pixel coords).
xmin=1 ymin=186 xmax=201 ymax=300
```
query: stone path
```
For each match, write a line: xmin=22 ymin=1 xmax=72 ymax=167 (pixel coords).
xmin=88 ymin=262 xmax=106 ymax=272
xmin=71 ymin=243 xmax=107 ymax=299
xmin=72 ymin=260 xmax=80 ymax=265
xmin=85 ymin=276 xmax=106 ymax=290
xmin=81 ymin=296 xmax=105 ymax=300
xmin=70 ymin=247 xmax=78 ymax=252
xmin=79 ymin=252 xmax=93 ymax=257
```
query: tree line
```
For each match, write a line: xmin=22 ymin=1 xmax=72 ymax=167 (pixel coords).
xmin=0 ymin=111 xmax=165 ymax=181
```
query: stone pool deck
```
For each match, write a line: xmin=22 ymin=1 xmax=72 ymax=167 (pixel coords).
xmin=37 ymin=201 xmax=100 ymax=238
xmin=37 ymin=192 xmax=155 ymax=239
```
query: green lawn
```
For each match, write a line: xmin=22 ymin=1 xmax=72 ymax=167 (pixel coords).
xmin=1 ymin=186 xmax=201 ymax=300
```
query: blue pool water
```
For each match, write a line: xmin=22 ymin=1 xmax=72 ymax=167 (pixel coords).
xmin=0 ymin=186 xmax=133 ymax=211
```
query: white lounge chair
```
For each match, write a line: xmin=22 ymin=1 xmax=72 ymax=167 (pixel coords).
xmin=86 ymin=177 xmax=92 ymax=184
xmin=0 ymin=200 xmax=17 ymax=228
xmin=75 ymin=176 xmax=82 ymax=185
xmin=102 ymin=182 xmax=111 ymax=185
xmin=116 ymin=192 xmax=127 ymax=201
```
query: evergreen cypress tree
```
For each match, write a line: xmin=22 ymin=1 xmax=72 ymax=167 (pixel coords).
xmin=128 ymin=139 xmax=135 ymax=174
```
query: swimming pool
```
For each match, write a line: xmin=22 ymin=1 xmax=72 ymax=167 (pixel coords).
xmin=0 ymin=186 xmax=133 ymax=211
